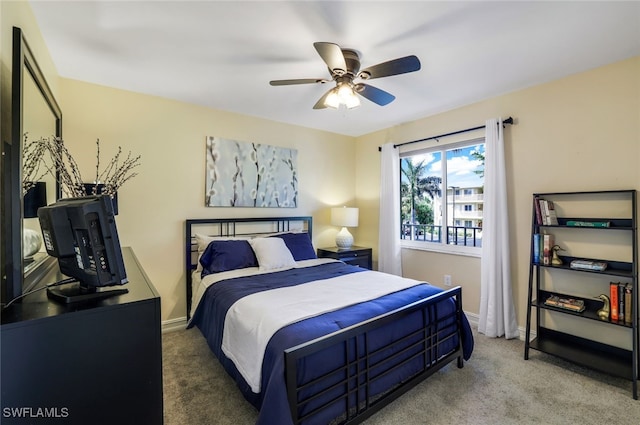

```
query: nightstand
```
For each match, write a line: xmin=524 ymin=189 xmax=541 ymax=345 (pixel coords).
xmin=317 ymin=246 xmax=372 ymax=270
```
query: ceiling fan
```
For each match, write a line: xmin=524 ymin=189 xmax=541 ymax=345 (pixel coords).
xmin=269 ymin=42 xmax=421 ymax=109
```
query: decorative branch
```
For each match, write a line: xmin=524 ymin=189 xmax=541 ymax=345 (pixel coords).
xmin=44 ymin=137 xmax=86 ymax=198
xmin=22 ymin=134 xmax=53 ymax=195
xmin=94 ymin=143 xmax=141 ymax=197
xmin=40 ymin=137 xmax=141 ymax=199
xmin=95 ymin=138 xmax=100 ymax=185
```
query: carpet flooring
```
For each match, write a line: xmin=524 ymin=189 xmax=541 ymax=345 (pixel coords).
xmin=162 ymin=326 xmax=640 ymax=425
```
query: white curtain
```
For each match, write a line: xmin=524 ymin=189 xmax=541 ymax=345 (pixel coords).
xmin=478 ymin=118 xmax=519 ymax=339
xmin=378 ymin=143 xmax=402 ymax=276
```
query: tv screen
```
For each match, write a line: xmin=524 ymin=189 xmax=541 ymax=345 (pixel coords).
xmin=38 ymin=195 xmax=128 ymax=303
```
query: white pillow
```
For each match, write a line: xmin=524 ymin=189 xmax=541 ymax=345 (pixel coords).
xmin=259 ymin=229 xmax=304 ymax=238
xmin=249 ymin=237 xmax=296 ymax=271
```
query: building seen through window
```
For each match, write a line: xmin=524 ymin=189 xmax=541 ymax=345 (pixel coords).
xmin=400 ymin=140 xmax=485 ymax=248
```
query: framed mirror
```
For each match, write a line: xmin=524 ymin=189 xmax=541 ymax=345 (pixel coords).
xmin=2 ymin=26 xmax=62 ymax=303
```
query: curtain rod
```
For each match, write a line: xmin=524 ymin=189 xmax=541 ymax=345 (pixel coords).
xmin=377 ymin=116 xmax=514 ymax=151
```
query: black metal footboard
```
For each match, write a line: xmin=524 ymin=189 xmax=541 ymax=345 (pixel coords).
xmin=284 ymin=286 xmax=464 ymax=425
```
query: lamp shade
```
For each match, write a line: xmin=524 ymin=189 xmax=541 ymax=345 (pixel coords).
xmin=325 ymin=88 xmax=340 ymax=109
xmin=331 ymin=207 xmax=359 ymax=227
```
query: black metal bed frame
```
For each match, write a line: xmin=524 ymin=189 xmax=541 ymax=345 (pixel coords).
xmin=285 ymin=287 xmax=464 ymax=425
xmin=186 ymin=216 xmax=465 ymax=425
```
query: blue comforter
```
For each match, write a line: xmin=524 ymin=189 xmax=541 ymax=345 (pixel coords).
xmin=189 ymin=262 xmax=473 ymax=425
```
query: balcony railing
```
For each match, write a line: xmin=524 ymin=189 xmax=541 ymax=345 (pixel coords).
xmin=401 ymin=224 xmax=442 ymax=243
xmin=401 ymin=223 xmax=482 ymax=247
xmin=446 ymin=225 xmax=482 ymax=247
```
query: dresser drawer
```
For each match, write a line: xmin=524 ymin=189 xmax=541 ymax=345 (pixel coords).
xmin=317 ymin=246 xmax=372 ymax=270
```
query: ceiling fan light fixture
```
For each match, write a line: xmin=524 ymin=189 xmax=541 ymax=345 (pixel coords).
xmin=272 ymin=42 xmax=420 ymax=110
xmin=337 ymin=83 xmax=353 ymax=99
xmin=344 ymin=90 xmax=360 ymax=109
xmin=324 ymin=88 xmax=340 ymax=109
xmin=324 ymin=83 xmax=360 ymax=109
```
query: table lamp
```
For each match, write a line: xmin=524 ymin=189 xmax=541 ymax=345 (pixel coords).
xmin=331 ymin=206 xmax=359 ymax=248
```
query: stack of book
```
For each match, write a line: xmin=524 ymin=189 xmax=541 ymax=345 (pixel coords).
xmin=544 ymin=295 xmax=585 ymax=312
xmin=532 ymin=233 xmax=554 ymax=265
xmin=534 ymin=197 xmax=559 ymax=226
xmin=569 ymin=259 xmax=608 ymax=271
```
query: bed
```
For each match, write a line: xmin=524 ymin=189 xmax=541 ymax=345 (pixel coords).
xmin=186 ymin=216 xmax=473 ymax=425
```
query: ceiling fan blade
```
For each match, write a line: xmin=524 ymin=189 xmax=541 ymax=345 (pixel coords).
xmin=354 ymin=83 xmax=396 ymax=106
xmin=312 ymin=89 xmax=333 ymax=109
xmin=270 ymin=78 xmax=328 ymax=86
xmin=313 ymin=42 xmax=347 ymax=75
xmin=358 ymin=55 xmax=421 ymax=80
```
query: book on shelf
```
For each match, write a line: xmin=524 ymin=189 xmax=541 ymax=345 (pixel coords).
xmin=534 ymin=196 xmax=543 ymax=225
xmin=540 ymin=198 xmax=549 ymax=225
xmin=569 ymin=259 xmax=608 ymax=271
xmin=618 ymin=282 xmax=626 ymax=323
xmin=542 ymin=234 xmax=554 ymax=265
xmin=533 ymin=233 xmax=541 ymax=263
xmin=565 ymin=220 xmax=611 ymax=228
xmin=624 ymin=284 xmax=633 ymax=325
xmin=544 ymin=295 xmax=585 ymax=312
xmin=545 ymin=200 xmax=559 ymax=225
xmin=610 ymin=282 xmax=619 ymax=321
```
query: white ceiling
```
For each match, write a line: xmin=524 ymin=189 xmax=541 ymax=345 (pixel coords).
xmin=29 ymin=1 xmax=640 ymax=137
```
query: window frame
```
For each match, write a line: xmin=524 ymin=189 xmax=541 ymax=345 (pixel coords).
xmin=399 ymin=137 xmax=485 ymax=258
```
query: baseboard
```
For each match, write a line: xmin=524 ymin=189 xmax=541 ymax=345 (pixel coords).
xmin=162 ymin=317 xmax=188 ymax=333
xmin=464 ymin=311 xmax=531 ymax=341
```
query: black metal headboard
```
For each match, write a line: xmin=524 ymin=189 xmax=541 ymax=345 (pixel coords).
xmin=185 ymin=216 xmax=313 ymax=319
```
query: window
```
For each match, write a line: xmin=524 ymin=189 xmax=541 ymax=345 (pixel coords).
xmin=400 ymin=139 xmax=485 ymax=253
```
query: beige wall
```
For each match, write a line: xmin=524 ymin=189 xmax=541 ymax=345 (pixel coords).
xmin=1 ymin=0 xmax=60 ymax=143
xmin=58 ymin=79 xmax=356 ymax=321
xmin=356 ymin=56 xmax=640 ymax=328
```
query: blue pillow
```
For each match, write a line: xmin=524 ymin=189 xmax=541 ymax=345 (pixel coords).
xmin=270 ymin=232 xmax=316 ymax=261
xmin=200 ymin=240 xmax=258 ymax=277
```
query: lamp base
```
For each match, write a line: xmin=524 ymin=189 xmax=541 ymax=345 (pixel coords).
xmin=335 ymin=227 xmax=354 ymax=249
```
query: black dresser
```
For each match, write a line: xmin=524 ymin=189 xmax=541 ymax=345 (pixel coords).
xmin=1 ymin=247 xmax=163 ymax=424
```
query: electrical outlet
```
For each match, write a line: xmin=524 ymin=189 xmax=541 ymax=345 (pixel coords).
xmin=444 ymin=274 xmax=452 ymax=286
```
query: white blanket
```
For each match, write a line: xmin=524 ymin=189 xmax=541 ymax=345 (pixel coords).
xmin=221 ymin=268 xmax=422 ymax=393
xmin=189 ymin=258 xmax=336 ymax=320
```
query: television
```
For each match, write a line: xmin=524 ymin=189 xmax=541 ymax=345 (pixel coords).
xmin=37 ymin=195 xmax=128 ymax=303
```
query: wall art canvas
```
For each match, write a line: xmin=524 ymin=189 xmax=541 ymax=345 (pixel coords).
xmin=205 ymin=136 xmax=298 ymax=207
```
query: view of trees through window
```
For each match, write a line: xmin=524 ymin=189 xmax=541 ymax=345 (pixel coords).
xmin=400 ymin=140 xmax=485 ymax=247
